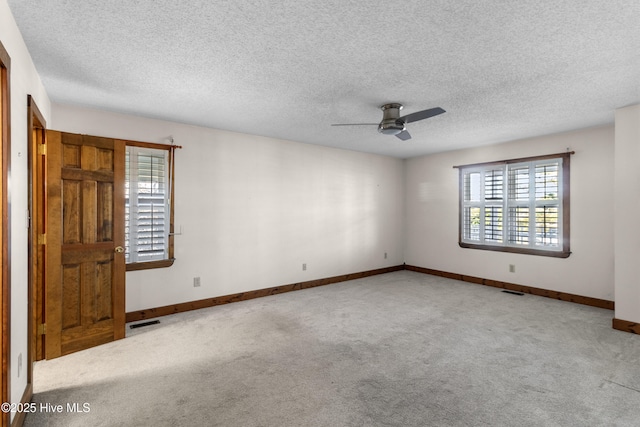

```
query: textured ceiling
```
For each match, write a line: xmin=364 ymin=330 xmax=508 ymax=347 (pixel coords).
xmin=7 ymin=0 xmax=640 ymax=158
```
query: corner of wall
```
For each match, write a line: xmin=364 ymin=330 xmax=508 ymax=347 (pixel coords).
xmin=614 ymin=104 xmax=640 ymax=324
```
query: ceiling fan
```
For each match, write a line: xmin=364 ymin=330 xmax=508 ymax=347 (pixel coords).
xmin=332 ymin=103 xmax=445 ymax=140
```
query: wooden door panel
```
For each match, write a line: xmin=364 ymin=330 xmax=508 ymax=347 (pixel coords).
xmin=62 ymin=179 xmax=81 ymax=244
xmin=81 ymin=180 xmax=97 ymax=243
xmin=97 ymin=182 xmax=114 ymax=242
xmin=96 ymin=147 xmax=114 ymax=171
xmin=46 ymin=130 xmax=125 ymax=358
xmin=62 ymin=140 xmax=81 ymax=168
xmin=61 ymin=264 xmax=81 ymax=329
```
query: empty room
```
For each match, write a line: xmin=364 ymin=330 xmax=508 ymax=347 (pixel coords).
xmin=1 ymin=0 xmax=640 ymax=426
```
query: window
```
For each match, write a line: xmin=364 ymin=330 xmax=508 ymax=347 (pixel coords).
xmin=457 ymin=152 xmax=572 ymax=258
xmin=125 ymin=142 xmax=177 ymax=270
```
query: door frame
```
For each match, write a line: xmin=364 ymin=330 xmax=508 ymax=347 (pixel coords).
xmin=27 ymin=95 xmax=46 ymax=387
xmin=1 ymin=40 xmax=11 ymax=427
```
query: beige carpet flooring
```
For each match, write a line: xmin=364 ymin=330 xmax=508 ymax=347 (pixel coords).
xmin=23 ymin=271 xmax=640 ymax=426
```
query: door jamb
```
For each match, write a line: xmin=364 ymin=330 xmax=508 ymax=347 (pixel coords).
xmin=1 ymin=40 xmax=11 ymax=427
xmin=27 ymin=96 xmax=46 ymax=381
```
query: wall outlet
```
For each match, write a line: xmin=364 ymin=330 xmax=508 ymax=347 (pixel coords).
xmin=509 ymin=264 xmax=516 ymax=273
xmin=18 ymin=353 xmax=22 ymax=377
xmin=193 ymin=277 xmax=201 ymax=287
xmin=384 ymin=252 xmax=388 ymax=259
xmin=302 ymin=263 xmax=307 ymax=271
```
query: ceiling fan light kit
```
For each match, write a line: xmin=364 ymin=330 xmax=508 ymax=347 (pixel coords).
xmin=332 ymin=103 xmax=446 ymax=141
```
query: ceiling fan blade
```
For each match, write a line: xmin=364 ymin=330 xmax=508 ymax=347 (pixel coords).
xmin=399 ymin=107 xmax=446 ymax=124
xmin=396 ymin=130 xmax=412 ymax=141
xmin=331 ymin=123 xmax=378 ymax=126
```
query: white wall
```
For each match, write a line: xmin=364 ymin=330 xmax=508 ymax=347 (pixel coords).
xmin=51 ymin=104 xmax=405 ymax=312
xmin=405 ymin=126 xmax=615 ymax=301
xmin=1 ymin=0 xmax=52 ymax=417
xmin=614 ymin=104 xmax=640 ymax=323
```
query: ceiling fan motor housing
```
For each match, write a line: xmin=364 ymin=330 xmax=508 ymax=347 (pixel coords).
xmin=378 ymin=103 xmax=406 ymax=135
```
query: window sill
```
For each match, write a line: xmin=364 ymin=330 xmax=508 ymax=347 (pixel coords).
xmin=459 ymin=242 xmax=571 ymax=258
xmin=126 ymin=258 xmax=175 ymax=271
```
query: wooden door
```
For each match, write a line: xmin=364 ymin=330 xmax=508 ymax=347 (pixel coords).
xmin=45 ymin=131 xmax=125 ymax=358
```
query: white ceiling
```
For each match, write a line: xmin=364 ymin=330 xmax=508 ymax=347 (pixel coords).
xmin=7 ymin=0 xmax=640 ymax=158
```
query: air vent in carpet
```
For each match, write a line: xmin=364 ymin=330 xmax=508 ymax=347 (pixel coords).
xmin=129 ymin=320 xmax=160 ymax=329
xmin=502 ymin=290 xmax=525 ymax=296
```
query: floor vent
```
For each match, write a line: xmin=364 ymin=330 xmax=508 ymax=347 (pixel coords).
xmin=502 ymin=290 xmax=525 ymax=296
xmin=129 ymin=320 xmax=160 ymax=329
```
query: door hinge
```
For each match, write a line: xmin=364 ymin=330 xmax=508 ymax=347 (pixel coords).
xmin=38 ymin=324 xmax=46 ymax=336
xmin=38 ymin=234 xmax=46 ymax=245
xmin=37 ymin=143 xmax=47 ymax=156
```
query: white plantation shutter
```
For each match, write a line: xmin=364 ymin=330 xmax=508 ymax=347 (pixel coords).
xmin=457 ymin=152 xmax=571 ymax=258
xmin=507 ymin=206 xmax=529 ymax=245
xmin=507 ymin=165 xmax=530 ymax=245
xmin=462 ymin=168 xmax=504 ymax=243
xmin=484 ymin=168 xmax=503 ymax=243
xmin=125 ymin=146 xmax=170 ymax=263
xmin=506 ymin=160 xmax=561 ymax=248
xmin=463 ymin=172 xmax=481 ymax=241
xmin=534 ymin=162 xmax=560 ymax=246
